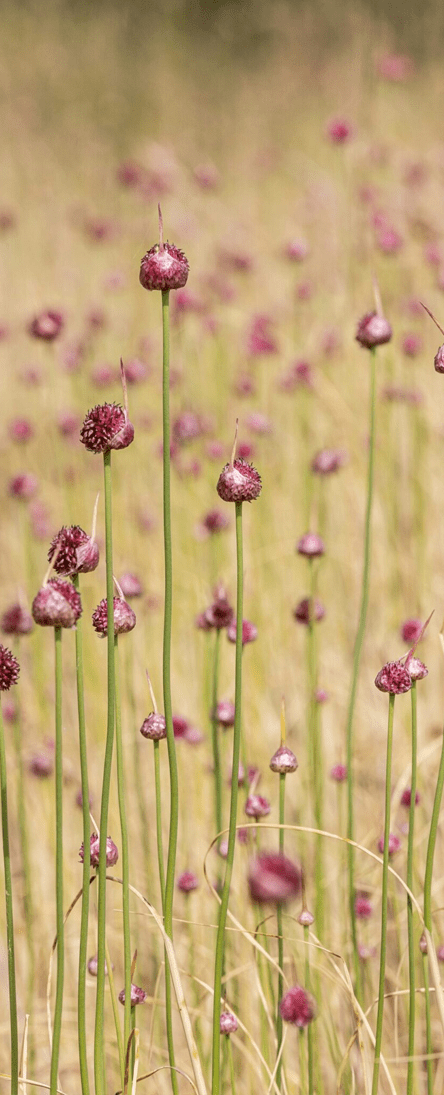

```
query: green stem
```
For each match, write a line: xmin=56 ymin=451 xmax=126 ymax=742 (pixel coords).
xmin=345 ymin=347 xmax=377 ymax=1003
xmin=406 ymin=682 xmax=417 ymax=1095
xmin=153 ymin=741 xmax=166 ymax=904
xmin=73 ymin=573 xmax=91 ymax=1095
xmin=423 ymin=709 xmax=444 ymax=932
xmin=371 ymin=692 xmax=395 ymax=1095
xmin=161 ymin=288 xmax=179 ymax=1095
xmin=276 ymin=774 xmax=285 ymax=1091
xmin=422 ymin=954 xmax=434 ymax=1095
xmin=94 ymin=448 xmax=116 ymax=1095
xmin=11 ymin=666 xmax=35 ymax=1076
xmin=114 ymin=636 xmax=132 ymax=1066
xmin=212 ymin=501 xmax=244 ymax=1095
xmin=227 ymin=1036 xmax=236 ymax=1095
xmin=304 ymin=925 xmax=314 ymax=1095
xmin=0 ymin=699 xmax=18 ymax=1095
xmin=307 ymin=560 xmax=323 ymax=935
xmin=210 ymin=629 xmax=222 ymax=851
xmin=105 ymin=938 xmax=125 ymax=1088
xmin=50 ymin=627 xmax=64 ymax=1095
xmin=127 ymin=646 xmax=151 ymax=896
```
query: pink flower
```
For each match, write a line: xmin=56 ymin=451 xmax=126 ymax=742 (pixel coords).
xmin=248 ymin=851 xmax=302 ymax=904
xmin=280 ymin=986 xmax=316 ymax=1027
xmin=326 ymin=118 xmax=353 ymax=144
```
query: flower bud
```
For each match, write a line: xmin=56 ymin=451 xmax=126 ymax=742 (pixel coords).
xmin=406 ymin=656 xmax=428 ymax=681
xmin=293 ymin=597 xmax=325 ymax=625
xmin=356 ymin=311 xmax=392 ymax=349
xmin=377 ymin=832 xmax=401 ymax=856
xmin=177 ymin=870 xmax=199 ymax=893
xmin=311 ymin=449 xmax=347 ymax=475
xmin=280 ymin=986 xmax=316 ymax=1027
xmin=434 ymin=345 xmax=444 ymax=373
xmin=226 ymin=619 xmax=258 ymax=645
xmin=374 ymin=660 xmax=412 ymax=694
xmin=28 ymin=310 xmax=64 ymax=341
xmin=248 ymin=851 xmax=302 ymax=904
xmin=48 ymin=526 xmax=99 ymax=576
xmin=212 ymin=700 xmax=235 ymax=728
xmin=298 ymin=908 xmax=314 ymax=927
xmin=80 ymin=402 xmax=134 ymax=454
xmin=140 ymin=712 xmax=167 ymax=740
xmin=118 ymin=984 xmax=147 ymax=1006
xmin=118 ymin=573 xmax=143 ymax=598
xmin=245 ymin=794 xmax=270 ymax=820
xmin=400 ymin=618 xmax=423 ymax=644
xmin=269 ymin=745 xmax=298 ymax=774
xmin=32 ymin=579 xmax=82 ymax=629
xmin=79 ymin=833 xmax=118 ymax=868
xmin=400 ymin=787 xmax=420 ymax=808
xmin=220 ymin=1012 xmax=238 ymax=1035
xmin=87 ymin=954 xmax=112 ymax=976
xmin=92 ymin=597 xmax=136 ymax=636
xmin=140 ymin=242 xmax=189 ymax=292
xmin=0 ymin=645 xmax=20 ymax=691
xmin=1 ymin=604 xmax=33 ymax=636
xmin=355 ymin=892 xmax=373 ymax=919
xmin=297 ymin=532 xmax=325 ymax=558
xmin=217 ymin=459 xmax=262 ymax=503
xmin=330 ymin=764 xmax=347 ymax=782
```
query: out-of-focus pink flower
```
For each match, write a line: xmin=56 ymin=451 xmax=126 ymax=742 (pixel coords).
xmin=326 ymin=117 xmax=353 ymax=144
xmin=193 ymin=162 xmax=220 ymax=189
xmin=284 ymin=238 xmax=309 ymax=262
xmin=377 ymin=54 xmax=413 ymax=82
xmin=247 ymin=314 xmax=278 ymax=356
xmin=401 ymin=333 xmax=423 ymax=357
xmin=376 ymin=227 xmax=403 ymax=255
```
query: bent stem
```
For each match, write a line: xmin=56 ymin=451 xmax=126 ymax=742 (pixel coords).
xmin=406 ymin=681 xmax=417 ymax=1095
xmin=0 ymin=699 xmax=18 ymax=1095
xmin=345 ymin=346 xmax=377 ymax=1002
xmin=94 ymin=448 xmax=116 ymax=1095
xmin=114 ymin=635 xmax=132 ymax=1068
xmin=50 ymin=627 xmax=64 ymax=1095
xmin=212 ymin=501 xmax=244 ymax=1095
xmin=371 ymin=692 xmax=395 ymax=1095
xmin=162 ymin=287 xmax=179 ymax=1095
xmin=73 ymin=573 xmax=91 ymax=1095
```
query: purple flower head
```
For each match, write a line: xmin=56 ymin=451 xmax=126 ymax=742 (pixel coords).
xmin=140 ymin=242 xmax=189 ymax=292
xmin=401 ymin=618 xmax=423 ymax=644
xmin=402 ymin=333 xmax=423 ymax=357
xmin=226 ymin=618 xmax=258 ymax=645
xmin=213 ymin=700 xmax=235 ymax=728
xmin=401 ymin=786 xmax=420 ymax=808
xmin=285 ymin=238 xmax=309 ymax=262
xmin=326 ymin=117 xmax=353 ymax=144
xmin=245 ymin=794 xmax=271 ymax=820
xmin=434 ymin=345 xmax=444 ymax=373
xmin=377 ymin=832 xmax=401 ymax=856
xmin=359 ymin=943 xmax=377 ymax=961
xmin=293 ymin=597 xmax=325 ymax=625
xmin=311 ymin=449 xmax=347 ymax=475
xmin=29 ymin=750 xmax=53 ymax=777
xmin=79 ymin=833 xmax=119 ymax=868
xmin=356 ymin=311 xmax=392 ymax=349
xmin=202 ymin=586 xmax=234 ymax=630
xmin=297 ymin=532 xmax=325 ymax=558
xmin=118 ymin=573 xmax=143 ymax=598
xmin=269 ymin=745 xmax=298 ymax=774
xmin=172 ymin=411 xmax=203 ymax=445
xmin=355 ymin=892 xmax=373 ymax=919
xmin=87 ymin=953 xmax=113 ymax=976
xmin=248 ymin=851 xmax=302 ymax=904
xmin=28 ymin=310 xmax=64 ymax=341
xmin=140 ymin=712 xmax=167 ymax=741
xmin=406 ymin=656 xmax=428 ymax=681
xmin=32 ymin=579 xmax=82 ymax=629
xmin=0 ymin=646 xmax=20 ymax=691
xmin=9 ymin=418 xmax=34 ymax=443
xmin=1 ymin=604 xmax=33 ymax=636
xmin=220 ymin=1012 xmax=238 ymax=1035
xmin=80 ymin=403 xmax=134 ymax=454
xmin=217 ymin=458 xmax=262 ymax=504
xmin=177 ymin=870 xmax=199 ymax=894
xmin=280 ymin=986 xmax=316 ymax=1027
xmin=9 ymin=473 xmax=39 ymax=500
xmin=374 ymin=661 xmax=412 ymax=694
xmin=298 ymin=908 xmax=315 ymax=927
xmin=48 ymin=526 xmax=99 ymax=577
xmin=118 ymin=984 xmax=147 ymax=1006
xmin=330 ymin=763 xmax=347 ymax=782
xmin=92 ymin=597 xmax=136 ymax=636
xmin=202 ymin=509 xmax=230 ymax=534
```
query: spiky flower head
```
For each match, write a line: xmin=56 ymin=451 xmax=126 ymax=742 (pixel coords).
xmin=1 ymin=604 xmax=33 ymax=636
xmin=227 ymin=618 xmax=258 ymax=645
xmin=0 ymin=645 xmax=20 ymax=691
xmin=48 ymin=525 xmax=99 ymax=576
xmin=140 ymin=243 xmax=189 ymax=292
xmin=248 ymin=851 xmax=302 ymax=904
xmin=269 ymin=745 xmax=298 ymax=774
xmin=80 ymin=403 xmax=134 ymax=454
xmin=217 ymin=458 xmax=262 ymax=503
xmin=118 ymin=984 xmax=147 ymax=1006
xmin=356 ymin=311 xmax=392 ymax=349
xmin=32 ymin=578 xmax=82 ymax=629
xmin=220 ymin=1012 xmax=238 ymax=1035
xmin=140 ymin=712 xmax=167 ymax=741
xmin=79 ymin=833 xmax=119 ymax=868
xmin=280 ymin=986 xmax=316 ymax=1027
xmin=374 ymin=660 xmax=412 ymax=694
xmin=92 ymin=596 xmax=136 ymax=636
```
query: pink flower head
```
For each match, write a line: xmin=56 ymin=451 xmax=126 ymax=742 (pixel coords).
xmin=234 ymin=374 xmax=256 ymax=398
xmin=118 ymin=984 xmax=147 ymax=1006
xmin=172 ymin=714 xmax=190 ymax=739
xmin=401 ymin=618 xmax=423 ymax=644
xmin=140 ymin=241 xmax=189 ymax=292
xmin=80 ymin=833 xmax=119 ymax=868
xmin=140 ymin=712 xmax=167 ymax=741
xmin=32 ymin=579 xmax=82 ymax=629
xmin=193 ymin=162 xmax=220 ymax=189
xmin=401 ymin=787 xmax=420 ymax=808
xmin=374 ymin=661 xmax=412 ymax=694
xmin=377 ymin=53 xmax=413 ymax=82
xmin=247 ymin=314 xmax=278 ymax=356
xmin=406 ymin=656 xmax=428 ymax=681
xmin=125 ymin=358 xmax=149 ymax=384
xmin=269 ymin=745 xmax=298 ymax=774
xmin=116 ymin=160 xmax=143 ymax=187
xmin=0 ymin=645 xmax=20 ymax=691
xmin=80 ymin=402 xmax=134 ymax=454
xmin=177 ymin=870 xmax=199 ymax=893
xmin=48 ymin=526 xmax=99 ymax=577
xmin=118 ymin=573 xmax=143 ymax=598
xmin=220 ymin=1011 xmax=238 ymax=1035
xmin=436 ymin=945 xmax=444 ymax=962
xmin=217 ymin=459 xmax=262 ymax=504
xmin=248 ymin=851 xmax=302 ymax=904
xmin=201 ymin=509 xmax=230 ymax=535
xmin=315 ymin=688 xmax=329 ymax=703
xmin=330 ymin=763 xmax=347 ymax=782
xmin=28 ymin=310 xmax=64 ymax=341
xmin=87 ymin=953 xmax=112 ymax=976
xmin=293 ymin=597 xmax=325 ymax=625
xmin=92 ymin=597 xmax=136 ymax=636
xmin=226 ymin=619 xmax=258 ymax=645
xmin=326 ymin=117 xmax=353 ymax=144
xmin=402 ymin=333 xmax=423 ymax=357
xmin=359 ymin=943 xmax=377 ymax=961
xmin=8 ymin=473 xmax=39 ymax=500
xmin=202 ymin=586 xmax=234 ymax=630
xmin=1 ymin=604 xmax=33 ymax=636
xmin=246 ymin=412 xmax=272 ymax=435
xmin=245 ymin=794 xmax=271 ymax=820
xmin=356 ymin=311 xmax=392 ymax=349
xmin=376 ymin=228 xmax=403 ymax=255
xmin=434 ymin=345 xmax=444 ymax=374
xmin=298 ymin=908 xmax=315 ymax=927
xmin=377 ymin=832 xmax=401 ymax=856
xmin=280 ymin=986 xmax=316 ymax=1027
xmin=311 ymin=449 xmax=347 ymax=475
xmin=354 ymin=892 xmax=373 ymax=919
xmin=297 ymin=532 xmax=325 ymax=558
xmin=58 ymin=411 xmax=80 ymax=437
xmin=172 ymin=411 xmax=203 ymax=445
xmin=28 ymin=750 xmax=53 ymax=777
xmin=285 ymin=238 xmax=309 ymax=262
xmin=213 ymin=700 xmax=235 ymax=728
xmin=9 ymin=418 xmax=33 ymax=443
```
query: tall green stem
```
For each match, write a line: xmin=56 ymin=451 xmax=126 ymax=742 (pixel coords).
xmin=307 ymin=559 xmax=323 ymax=934
xmin=114 ymin=636 xmax=132 ymax=1062
xmin=210 ymin=629 xmax=222 ymax=852
xmin=422 ymin=955 xmax=433 ymax=1095
xmin=11 ymin=666 xmax=35 ymax=1077
xmin=73 ymin=573 xmax=91 ymax=1095
xmin=304 ymin=926 xmax=314 ymax=1095
xmin=212 ymin=501 xmax=244 ymax=1095
xmin=406 ymin=682 xmax=417 ymax=1095
xmin=94 ymin=448 xmax=116 ymax=1095
xmin=161 ymin=288 xmax=179 ymax=1095
xmin=422 ymin=700 xmax=444 ymax=1095
xmin=371 ymin=692 xmax=395 ymax=1095
xmin=50 ymin=627 xmax=64 ymax=1095
xmin=346 ymin=347 xmax=377 ymax=1002
xmin=276 ymin=773 xmax=285 ymax=1091
xmin=0 ymin=699 xmax=18 ymax=1095
xmin=153 ymin=741 xmax=166 ymax=903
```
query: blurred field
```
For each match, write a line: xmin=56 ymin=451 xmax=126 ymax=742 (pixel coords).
xmin=3 ymin=1 xmax=444 ymax=1092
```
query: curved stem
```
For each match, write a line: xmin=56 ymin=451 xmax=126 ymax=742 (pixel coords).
xmin=50 ymin=627 xmax=64 ymax=1095
xmin=212 ymin=501 xmax=244 ymax=1095
xmin=114 ymin=636 xmax=132 ymax=1066
xmin=210 ymin=629 xmax=222 ymax=852
xmin=371 ymin=692 xmax=395 ymax=1095
xmin=73 ymin=573 xmax=91 ymax=1095
xmin=345 ymin=347 xmax=377 ymax=1002
xmin=0 ymin=699 xmax=18 ymax=1095
xmin=94 ymin=448 xmax=116 ymax=1095
xmin=161 ymin=288 xmax=179 ymax=1095
xmin=406 ymin=682 xmax=417 ymax=1095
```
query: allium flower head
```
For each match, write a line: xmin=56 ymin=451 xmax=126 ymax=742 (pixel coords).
xmin=177 ymin=870 xmax=199 ymax=893
xmin=87 ymin=954 xmax=112 ymax=976
xmin=79 ymin=833 xmax=118 ymax=868
xmin=92 ymin=597 xmax=136 ymax=636
xmin=406 ymin=656 xmax=428 ymax=681
xmin=269 ymin=745 xmax=298 ymax=774
xmin=217 ymin=458 xmax=262 ymax=504
xmin=401 ymin=618 xmax=423 ymax=644
xmin=140 ymin=242 xmax=189 ymax=292
xmin=1 ymin=604 xmax=33 ymax=636
xmin=248 ymin=851 xmax=302 ymax=904
xmin=297 ymin=532 xmax=325 ymax=558
xmin=434 ymin=345 xmax=444 ymax=373
xmin=202 ymin=586 xmax=234 ymax=630
xmin=48 ymin=526 xmax=99 ymax=576
xmin=355 ymin=892 xmax=373 ymax=919
xmin=401 ymin=787 xmax=420 ymax=808
xmin=29 ymin=750 xmax=53 ymax=777
xmin=118 ymin=984 xmax=147 ymax=1006
xmin=293 ymin=597 xmax=325 ymax=625
xmin=298 ymin=908 xmax=314 ymax=927
xmin=280 ymin=986 xmax=316 ymax=1027
xmin=28 ymin=310 xmax=64 ymax=341
xmin=311 ymin=449 xmax=347 ymax=475
xmin=374 ymin=660 xmax=412 ymax=694
xmin=356 ymin=311 xmax=392 ymax=349
xmin=32 ymin=578 xmax=82 ymax=629
xmin=378 ymin=832 xmax=401 ymax=856
xmin=202 ymin=509 xmax=230 ymax=534
xmin=9 ymin=473 xmax=39 ymax=500
xmin=220 ymin=1012 xmax=238 ymax=1035
xmin=80 ymin=403 xmax=134 ymax=454
xmin=226 ymin=618 xmax=258 ymax=645
xmin=330 ymin=763 xmax=347 ymax=782
xmin=140 ymin=712 xmax=167 ymax=741
xmin=213 ymin=700 xmax=235 ymax=728
xmin=0 ymin=645 xmax=20 ymax=691
xmin=118 ymin=573 xmax=143 ymax=598
xmin=245 ymin=794 xmax=271 ymax=820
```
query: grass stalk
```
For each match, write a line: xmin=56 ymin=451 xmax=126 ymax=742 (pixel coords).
xmin=114 ymin=635 xmax=132 ymax=1066
xmin=371 ymin=691 xmax=395 ymax=1095
xmin=72 ymin=573 xmax=91 ymax=1095
xmin=50 ymin=627 xmax=64 ymax=1095
xmin=0 ymin=698 xmax=18 ymax=1095
xmin=406 ymin=681 xmax=417 ymax=1095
